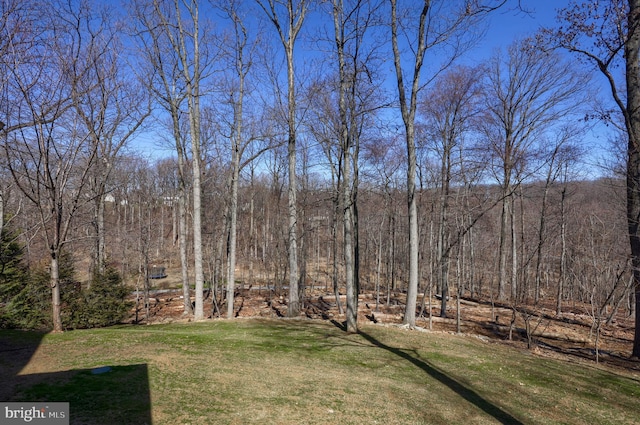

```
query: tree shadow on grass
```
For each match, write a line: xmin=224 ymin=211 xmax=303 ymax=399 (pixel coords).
xmin=0 ymin=331 xmax=45 ymax=401
xmin=0 ymin=330 xmax=152 ymax=425
xmin=357 ymin=329 xmax=524 ymax=425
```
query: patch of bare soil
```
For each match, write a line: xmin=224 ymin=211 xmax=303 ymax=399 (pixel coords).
xmin=130 ymin=280 xmax=640 ymax=372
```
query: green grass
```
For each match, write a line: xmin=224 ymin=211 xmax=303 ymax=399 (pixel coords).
xmin=2 ymin=319 xmax=639 ymax=424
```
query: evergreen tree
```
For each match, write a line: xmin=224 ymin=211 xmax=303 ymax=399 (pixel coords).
xmin=63 ymin=267 xmax=131 ymax=329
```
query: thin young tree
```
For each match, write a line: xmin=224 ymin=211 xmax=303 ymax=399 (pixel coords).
xmin=333 ymin=0 xmax=357 ymax=332
xmin=150 ymin=0 xmax=212 ymax=320
xmin=224 ymin=2 xmax=248 ymax=320
xmin=332 ymin=0 xmax=385 ymax=332
xmin=131 ymin=0 xmax=193 ymax=315
xmin=389 ymin=0 xmax=504 ymax=327
xmin=257 ymin=0 xmax=309 ymax=317
xmin=420 ymin=65 xmax=482 ymax=317
xmin=213 ymin=0 xmax=273 ymax=318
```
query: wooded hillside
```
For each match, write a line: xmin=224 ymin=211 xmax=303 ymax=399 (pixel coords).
xmin=1 ymin=0 xmax=638 ymax=358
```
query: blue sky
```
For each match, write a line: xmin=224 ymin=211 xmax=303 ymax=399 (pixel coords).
xmin=132 ymin=0 xmax=614 ymax=178
xmin=466 ymin=0 xmax=571 ymax=62
xmin=487 ymin=0 xmax=569 ymax=40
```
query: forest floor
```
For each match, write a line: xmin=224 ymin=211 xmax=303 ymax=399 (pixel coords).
xmin=130 ymin=272 xmax=640 ymax=373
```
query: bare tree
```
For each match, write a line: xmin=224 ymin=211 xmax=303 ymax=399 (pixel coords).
xmin=541 ymin=0 xmax=640 ymax=358
xmin=0 ymin=0 xmax=31 ymax=239
xmin=212 ymin=0 xmax=274 ymax=318
xmin=131 ymin=0 xmax=194 ymax=315
xmin=333 ymin=0 xmax=357 ymax=332
xmin=389 ymin=0 xmax=505 ymax=327
xmin=479 ymin=40 xmax=587 ymax=302
xmin=2 ymin=0 xmax=99 ymax=331
xmin=222 ymin=2 xmax=248 ymax=320
xmin=65 ymin=3 xmax=151 ymax=276
xmin=257 ymin=0 xmax=309 ymax=317
xmin=332 ymin=0 xmax=384 ymax=332
xmin=146 ymin=0 xmax=214 ymax=320
xmin=529 ymin=128 xmax=582 ymax=307
xmin=304 ymin=78 xmax=345 ymax=314
xmin=419 ymin=65 xmax=482 ymax=317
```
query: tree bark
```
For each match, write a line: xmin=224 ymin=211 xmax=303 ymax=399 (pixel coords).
xmin=257 ymin=0 xmax=307 ymax=317
xmin=178 ymin=192 xmax=192 ymax=315
xmin=497 ymin=188 xmax=510 ymax=300
xmin=172 ymin=0 xmax=205 ymax=320
xmin=286 ymin=45 xmax=300 ymax=317
xmin=557 ymin=186 xmax=567 ymax=315
xmin=626 ymin=0 xmax=640 ymax=358
xmin=227 ymin=167 xmax=239 ymax=318
xmin=390 ymin=0 xmax=423 ymax=327
xmin=50 ymin=254 xmax=62 ymax=332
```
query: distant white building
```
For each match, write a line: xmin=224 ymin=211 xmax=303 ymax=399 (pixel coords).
xmin=163 ymin=196 xmax=179 ymax=206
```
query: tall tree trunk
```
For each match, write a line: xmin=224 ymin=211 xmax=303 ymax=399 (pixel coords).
xmin=557 ymin=186 xmax=567 ymax=315
xmin=249 ymin=187 xmax=255 ymax=286
xmin=331 ymin=192 xmax=343 ymax=314
xmin=388 ymin=210 xmax=396 ymax=304
xmin=343 ymin=153 xmax=356 ymax=331
xmin=352 ymin=157 xmax=360 ymax=329
xmin=50 ymin=254 xmax=62 ymax=332
xmin=191 ymin=123 xmax=204 ymax=320
xmin=214 ymin=200 xmax=230 ymax=317
xmin=333 ymin=0 xmax=359 ymax=332
xmin=511 ymin=190 xmax=518 ymax=301
xmin=224 ymin=5 xmax=250 ymax=319
xmin=227 ymin=169 xmax=239 ymax=319
xmin=627 ymin=0 xmax=640 ymax=358
xmin=256 ymin=0 xmax=308 ymax=317
xmin=376 ymin=223 xmax=382 ymax=311
xmin=456 ymin=244 xmax=462 ymax=333
xmin=404 ymin=127 xmax=419 ymax=326
xmin=439 ymin=145 xmax=451 ymax=317
xmin=390 ymin=0 xmax=425 ymax=327
xmin=173 ymin=0 xmax=204 ymax=320
xmin=286 ymin=45 xmax=300 ymax=317
xmin=178 ymin=192 xmax=192 ymax=315
xmin=498 ymin=187 xmax=510 ymax=300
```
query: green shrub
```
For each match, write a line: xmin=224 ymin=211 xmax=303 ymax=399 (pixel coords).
xmin=0 ymin=227 xmax=131 ymax=330
xmin=0 ymin=225 xmax=52 ymax=330
xmin=0 ymin=250 xmax=78 ymax=330
xmin=0 ymin=272 xmax=50 ymax=330
xmin=0 ymin=227 xmax=28 ymax=303
xmin=62 ymin=267 xmax=132 ymax=329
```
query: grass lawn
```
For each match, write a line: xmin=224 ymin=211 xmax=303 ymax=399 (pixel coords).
xmin=1 ymin=318 xmax=639 ymax=424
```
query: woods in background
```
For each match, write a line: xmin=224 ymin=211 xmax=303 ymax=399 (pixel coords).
xmin=0 ymin=0 xmax=638 ymax=356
